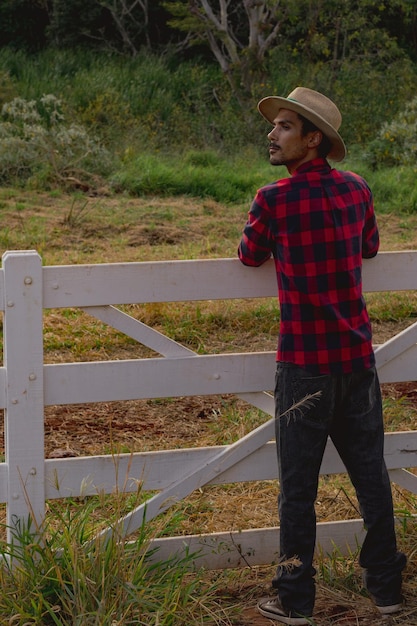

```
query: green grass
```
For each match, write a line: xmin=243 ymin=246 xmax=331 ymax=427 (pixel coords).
xmin=0 ymin=45 xmax=417 ymax=623
xmin=0 ymin=498 xmax=232 ymax=625
xmin=111 ymin=150 xmax=271 ymax=203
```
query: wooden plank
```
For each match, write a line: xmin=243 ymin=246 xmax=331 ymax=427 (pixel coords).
xmin=363 ymin=250 xmax=417 ymax=292
xmin=43 ymin=353 xmax=276 ymax=405
xmin=147 ymin=520 xmax=367 ymax=569
xmin=43 ymin=446 xmax=279 ymax=499
xmin=0 ymin=340 xmax=417 ymax=409
xmin=0 ymin=464 xmax=7 ymax=501
xmin=43 ymin=258 xmax=277 ymax=308
xmin=2 ymin=251 xmax=45 ymax=535
xmin=0 ymin=266 xmax=4 ymax=312
xmin=389 ymin=468 xmax=417 ymax=493
xmin=375 ymin=321 xmax=417 ymax=368
xmin=42 ymin=252 xmax=417 ymax=309
xmin=383 ymin=431 xmax=417 ymax=468
xmin=81 ymin=305 xmax=196 ymax=356
xmin=43 ymin=347 xmax=417 ymax=407
xmin=377 ymin=344 xmax=417 ymax=383
xmin=40 ymin=431 xmax=417 ymax=501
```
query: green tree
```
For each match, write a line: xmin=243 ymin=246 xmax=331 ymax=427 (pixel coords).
xmin=47 ymin=0 xmax=106 ymax=47
xmin=95 ymin=0 xmax=150 ymax=55
xmin=284 ymin=0 xmax=409 ymax=73
xmin=164 ymin=0 xmax=292 ymax=103
xmin=163 ymin=0 xmax=416 ymax=111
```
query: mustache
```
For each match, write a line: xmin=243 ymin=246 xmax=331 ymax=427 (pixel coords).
xmin=269 ymin=142 xmax=280 ymax=150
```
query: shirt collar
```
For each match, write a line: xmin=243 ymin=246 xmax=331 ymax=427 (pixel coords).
xmin=292 ymin=158 xmax=331 ymax=176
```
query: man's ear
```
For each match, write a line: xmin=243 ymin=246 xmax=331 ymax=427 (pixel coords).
xmin=308 ymin=131 xmax=322 ymax=147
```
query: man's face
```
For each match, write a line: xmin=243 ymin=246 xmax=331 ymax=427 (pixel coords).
xmin=267 ymin=109 xmax=320 ymax=174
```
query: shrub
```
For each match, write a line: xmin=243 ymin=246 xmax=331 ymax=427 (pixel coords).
xmin=0 ymin=94 xmax=112 ymax=188
xmin=366 ymin=95 xmax=417 ymax=169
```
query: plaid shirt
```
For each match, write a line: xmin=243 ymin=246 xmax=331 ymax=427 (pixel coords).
xmin=238 ymin=158 xmax=379 ymax=374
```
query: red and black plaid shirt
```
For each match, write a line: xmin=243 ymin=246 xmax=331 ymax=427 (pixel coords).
xmin=238 ymin=158 xmax=379 ymax=374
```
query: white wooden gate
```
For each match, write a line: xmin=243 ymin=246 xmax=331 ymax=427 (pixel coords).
xmin=1 ymin=249 xmax=417 ymax=569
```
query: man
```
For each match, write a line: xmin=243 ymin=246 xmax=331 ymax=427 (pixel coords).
xmin=238 ymin=87 xmax=406 ymax=625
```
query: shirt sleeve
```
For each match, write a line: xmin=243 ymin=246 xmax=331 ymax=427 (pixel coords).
xmin=362 ymin=189 xmax=379 ymax=259
xmin=238 ymin=191 xmax=273 ymax=266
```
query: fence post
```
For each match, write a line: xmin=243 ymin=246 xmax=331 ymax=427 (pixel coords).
xmin=2 ymin=251 xmax=45 ymax=543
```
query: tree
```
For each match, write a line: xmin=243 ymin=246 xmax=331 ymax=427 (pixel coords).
xmin=96 ymin=0 xmax=150 ymax=54
xmin=164 ymin=0 xmax=291 ymax=101
xmin=48 ymin=0 xmax=163 ymax=54
xmin=48 ymin=0 xmax=107 ymax=48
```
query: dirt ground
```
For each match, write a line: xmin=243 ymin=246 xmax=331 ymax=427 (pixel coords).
xmin=38 ymin=378 xmax=417 ymax=626
xmin=1 ymin=192 xmax=417 ymax=623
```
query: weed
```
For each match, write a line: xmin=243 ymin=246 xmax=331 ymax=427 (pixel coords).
xmin=0 ymin=498 xmax=232 ymax=625
xmin=62 ymin=196 xmax=92 ymax=227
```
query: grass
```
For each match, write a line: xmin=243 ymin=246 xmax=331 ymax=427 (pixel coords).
xmin=0 ymin=184 xmax=416 ymax=623
xmin=0 ymin=45 xmax=417 ymax=623
xmin=0 ymin=498 xmax=233 ymax=625
xmin=111 ymin=150 xmax=270 ymax=203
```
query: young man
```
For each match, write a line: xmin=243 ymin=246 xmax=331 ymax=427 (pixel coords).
xmin=238 ymin=87 xmax=406 ymax=625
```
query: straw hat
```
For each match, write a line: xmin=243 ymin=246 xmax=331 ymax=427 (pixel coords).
xmin=258 ymin=87 xmax=346 ymax=161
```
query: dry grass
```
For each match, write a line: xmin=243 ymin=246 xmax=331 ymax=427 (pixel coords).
xmin=1 ymin=188 xmax=417 ymax=623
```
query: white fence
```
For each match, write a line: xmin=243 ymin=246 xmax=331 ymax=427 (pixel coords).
xmin=1 ymin=249 xmax=417 ymax=569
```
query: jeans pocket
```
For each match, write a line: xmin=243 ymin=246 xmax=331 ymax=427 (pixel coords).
xmin=276 ymin=364 xmax=334 ymax=428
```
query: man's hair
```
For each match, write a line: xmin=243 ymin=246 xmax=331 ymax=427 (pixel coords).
xmin=298 ymin=114 xmax=332 ymax=158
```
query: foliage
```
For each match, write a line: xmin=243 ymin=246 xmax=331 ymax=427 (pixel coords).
xmin=366 ymin=95 xmax=417 ymax=169
xmin=111 ymin=150 xmax=270 ymax=202
xmin=164 ymin=0 xmax=289 ymax=99
xmin=279 ymin=0 xmax=408 ymax=67
xmin=264 ymin=35 xmax=417 ymax=147
xmin=0 ymin=93 xmax=112 ymax=187
xmin=163 ymin=0 xmax=417 ymax=112
xmin=0 ymin=44 xmax=416 ymax=198
xmin=0 ymin=500 xmax=230 ymax=625
xmin=97 ymin=0 xmax=152 ymax=54
xmin=47 ymin=0 xmax=107 ymax=50
xmin=0 ymin=0 xmax=416 ymax=61
xmin=0 ymin=68 xmax=18 ymax=108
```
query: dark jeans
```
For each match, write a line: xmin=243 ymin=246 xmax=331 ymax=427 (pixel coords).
xmin=273 ymin=362 xmax=406 ymax=616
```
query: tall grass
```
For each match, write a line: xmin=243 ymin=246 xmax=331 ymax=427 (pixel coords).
xmin=0 ymin=496 xmax=232 ymax=625
xmin=0 ymin=47 xmax=248 ymax=153
xmin=111 ymin=149 xmax=271 ymax=203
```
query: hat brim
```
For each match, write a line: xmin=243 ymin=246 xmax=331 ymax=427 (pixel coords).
xmin=258 ymin=96 xmax=346 ymax=162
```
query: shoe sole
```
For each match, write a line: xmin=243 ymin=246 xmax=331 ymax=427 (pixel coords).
xmin=257 ymin=597 xmax=310 ymax=625
xmin=376 ymin=603 xmax=402 ymax=615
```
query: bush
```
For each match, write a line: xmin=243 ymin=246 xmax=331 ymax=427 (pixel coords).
xmin=366 ymin=95 xmax=417 ymax=169
xmin=0 ymin=94 xmax=112 ymax=188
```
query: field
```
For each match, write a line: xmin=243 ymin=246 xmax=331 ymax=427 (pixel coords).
xmin=1 ymin=186 xmax=417 ymax=624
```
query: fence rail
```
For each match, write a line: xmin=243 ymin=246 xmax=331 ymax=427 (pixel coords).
xmin=1 ymin=249 xmax=417 ymax=568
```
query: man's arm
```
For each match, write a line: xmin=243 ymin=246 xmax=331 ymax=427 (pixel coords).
xmin=362 ymin=195 xmax=379 ymax=259
xmin=238 ymin=193 xmax=272 ymax=266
